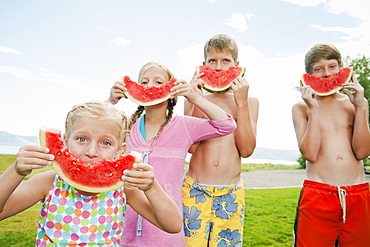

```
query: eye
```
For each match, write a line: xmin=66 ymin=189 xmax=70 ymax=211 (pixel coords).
xmin=101 ymin=141 xmax=112 ymax=146
xmin=155 ymin=80 xmax=163 ymax=85
xmin=76 ymin=136 xmax=87 ymax=143
xmin=208 ymin=59 xmax=216 ymax=64
xmin=223 ymin=59 xmax=231 ymax=64
xmin=140 ymin=80 xmax=148 ymax=85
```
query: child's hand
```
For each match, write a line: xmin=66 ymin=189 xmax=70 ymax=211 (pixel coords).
xmin=14 ymin=145 xmax=54 ymax=176
xmin=230 ymin=77 xmax=250 ymax=106
xmin=122 ymin=163 xmax=154 ymax=191
xmin=171 ymin=79 xmax=200 ymax=103
xmin=300 ymin=81 xmax=319 ymax=109
xmin=189 ymin=72 xmax=205 ymax=96
xmin=341 ymin=73 xmax=365 ymax=107
xmin=107 ymin=81 xmax=127 ymax=105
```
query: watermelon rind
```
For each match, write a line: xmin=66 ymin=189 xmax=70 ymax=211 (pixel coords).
xmin=123 ymin=76 xmax=176 ymax=106
xmin=301 ymin=67 xmax=353 ymax=96
xmin=196 ymin=66 xmax=246 ymax=94
xmin=39 ymin=127 xmax=142 ymax=193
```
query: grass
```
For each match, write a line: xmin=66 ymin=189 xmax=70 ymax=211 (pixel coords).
xmin=243 ymin=188 xmax=299 ymax=246
xmin=0 ymin=155 xmax=301 ymax=246
xmin=241 ymin=163 xmax=300 ymax=172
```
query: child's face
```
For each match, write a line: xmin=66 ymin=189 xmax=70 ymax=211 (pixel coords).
xmin=311 ymin=58 xmax=341 ymax=78
xmin=66 ymin=116 xmax=120 ymax=163
xmin=139 ymin=65 xmax=169 ymax=88
xmin=204 ymin=49 xmax=239 ymax=70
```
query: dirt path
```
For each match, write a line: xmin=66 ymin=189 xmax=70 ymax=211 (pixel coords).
xmin=242 ymin=170 xmax=370 ymax=189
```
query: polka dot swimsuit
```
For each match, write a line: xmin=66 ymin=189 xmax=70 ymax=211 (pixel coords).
xmin=36 ymin=175 xmax=126 ymax=246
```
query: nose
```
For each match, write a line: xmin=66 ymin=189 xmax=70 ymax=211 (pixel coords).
xmin=144 ymin=80 xmax=155 ymax=88
xmin=322 ymin=69 xmax=331 ymax=77
xmin=85 ymin=143 xmax=98 ymax=159
xmin=215 ymin=62 xmax=222 ymax=71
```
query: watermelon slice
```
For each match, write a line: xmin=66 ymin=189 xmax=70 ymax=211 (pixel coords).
xmin=196 ymin=65 xmax=246 ymax=93
xmin=301 ymin=67 xmax=353 ymax=96
xmin=123 ymin=76 xmax=176 ymax=106
xmin=39 ymin=127 xmax=142 ymax=193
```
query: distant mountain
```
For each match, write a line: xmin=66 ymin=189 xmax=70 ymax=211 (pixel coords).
xmin=249 ymin=147 xmax=301 ymax=162
xmin=0 ymin=131 xmax=39 ymax=145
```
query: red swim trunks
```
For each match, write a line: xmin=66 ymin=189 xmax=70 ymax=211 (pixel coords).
xmin=293 ymin=180 xmax=370 ymax=247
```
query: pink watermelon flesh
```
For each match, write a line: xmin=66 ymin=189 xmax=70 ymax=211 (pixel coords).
xmin=301 ymin=67 xmax=353 ymax=96
xmin=197 ymin=65 xmax=246 ymax=93
xmin=39 ymin=127 xmax=142 ymax=193
xmin=123 ymin=76 xmax=176 ymax=106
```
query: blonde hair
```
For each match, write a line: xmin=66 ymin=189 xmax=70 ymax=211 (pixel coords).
xmin=65 ymin=100 xmax=127 ymax=145
xmin=305 ymin=43 xmax=343 ymax=74
xmin=204 ymin=34 xmax=239 ymax=62
xmin=128 ymin=62 xmax=177 ymax=139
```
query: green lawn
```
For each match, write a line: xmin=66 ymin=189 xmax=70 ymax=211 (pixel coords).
xmin=0 ymin=155 xmax=301 ymax=246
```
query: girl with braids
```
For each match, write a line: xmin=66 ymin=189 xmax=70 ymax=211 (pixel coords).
xmin=107 ymin=61 xmax=236 ymax=247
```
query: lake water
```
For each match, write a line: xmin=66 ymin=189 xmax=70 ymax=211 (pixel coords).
xmin=0 ymin=145 xmax=21 ymax=155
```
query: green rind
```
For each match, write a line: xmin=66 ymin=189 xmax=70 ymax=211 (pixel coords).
xmin=196 ymin=66 xmax=246 ymax=93
xmin=301 ymin=67 xmax=353 ymax=96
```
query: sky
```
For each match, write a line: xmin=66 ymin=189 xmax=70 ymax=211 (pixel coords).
xmin=0 ymin=0 xmax=369 ymax=151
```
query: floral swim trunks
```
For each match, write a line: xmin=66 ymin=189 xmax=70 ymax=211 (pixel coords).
xmin=182 ymin=174 xmax=245 ymax=247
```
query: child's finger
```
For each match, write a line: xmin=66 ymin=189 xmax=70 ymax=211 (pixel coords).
xmin=299 ymin=80 xmax=304 ymax=87
xmin=133 ymin=163 xmax=152 ymax=171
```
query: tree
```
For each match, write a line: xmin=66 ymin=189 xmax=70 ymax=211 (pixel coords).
xmin=345 ymin=55 xmax=370 ymax=123
xmin=296 ymin=55 xmax=370 ymax=167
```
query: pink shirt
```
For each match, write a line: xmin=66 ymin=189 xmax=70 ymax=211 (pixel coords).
xmin=120 ymin=114 xmax=236 ymax=247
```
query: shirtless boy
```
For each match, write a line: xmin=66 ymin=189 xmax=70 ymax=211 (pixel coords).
xmin=183 ymin=34 xmax=259 ymax=247
xmin=292 ymin=43 xmax=370 ymax=246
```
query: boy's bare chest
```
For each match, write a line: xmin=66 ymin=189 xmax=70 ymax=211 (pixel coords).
xmin=317 ymin=100 xmax=354 ymax=132
xmin=206 ymin=94 xmax=237 ymax=117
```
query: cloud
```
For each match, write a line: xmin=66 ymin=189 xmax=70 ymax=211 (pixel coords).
xmin=0 ymin=66 xmax=40 ymax=80
xmin=39 ymin=68 xmax=97 ymax=93
xmin=175 ymin=43 xmax=204 ymax=79
xmin=224 ymin=12 xmax=253 ymax=32
xmin=278 ymin=0 xmax=327 ymax=7
xmin=283 ymin=0 xmax=370 ymax=57
xmin=0 ymin=46 xmax=20 ymax=55
xmin=110 ymin=37 xmax=132 ymax=46
xmin=0 ymin=65 xmax=97 ymax=93
xmin=310 ymin=24 xmax=363 ymax=40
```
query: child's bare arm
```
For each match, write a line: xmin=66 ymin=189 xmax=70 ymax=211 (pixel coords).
xmin=231 ymin=77 xmax=258 ymax=157
xmin=124 ymin=163 xmax=182 ymax=233
xmin=0 ymin=145 xmax=54 ymax=220
xmin=342 ymin=74 xmax=370 ymax=159
xmin=172 ymin=79 xmax=229 ymax=121
xmin=292 ymin=101 xmax=321 ymax=162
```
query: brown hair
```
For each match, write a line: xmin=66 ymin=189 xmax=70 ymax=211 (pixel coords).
xmin=305 ymin=43 xmax=343 ymax=74
xmin=65 ymin=100 xmax=127 ymax=145
xmin=127 ymin=62 xmax=177 ymax=141
xmin=204 ymin=34 xmax=239 ymax=62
